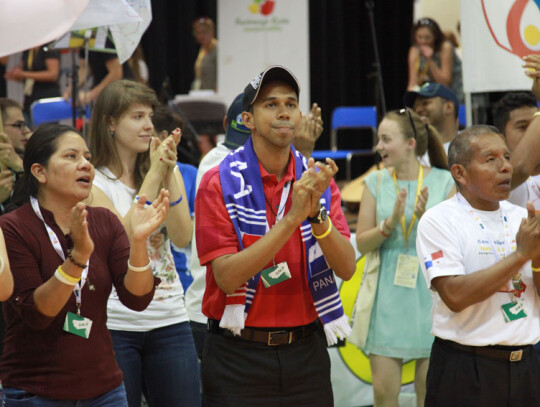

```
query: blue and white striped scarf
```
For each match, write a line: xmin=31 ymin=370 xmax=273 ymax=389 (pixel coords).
xmin=218 ymin=138 xmax=350 ymax=345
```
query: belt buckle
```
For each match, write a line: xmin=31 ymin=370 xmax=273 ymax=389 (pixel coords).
xmin=267 ymin=330 xmax=292 ymax=346
xmin=510 ymin=349 xmax=523 ymax=362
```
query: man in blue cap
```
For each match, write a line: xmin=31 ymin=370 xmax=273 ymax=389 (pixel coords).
xmin=404 ymin=82 xmax=459 ymax=155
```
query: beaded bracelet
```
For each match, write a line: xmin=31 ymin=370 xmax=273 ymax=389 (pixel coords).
xmin=312 ymin=218 xmax=333 ymax=240
xmin=127 ymin=260 xmax=151 ymax=272
xmin=169 ymin=195 xmax=183 ymax=207
xmin=55 ymin=266 xmax=81 ymax=286
xmin=67 ymin=251 xmax=87 ymax=269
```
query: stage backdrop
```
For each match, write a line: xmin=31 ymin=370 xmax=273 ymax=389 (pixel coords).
xmin=461 ymin=0 xmax=540 ymax=93
xmin=217 ymin=0 xmax=310 ymax=112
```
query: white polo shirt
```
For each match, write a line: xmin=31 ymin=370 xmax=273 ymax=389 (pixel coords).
xmin=416 ymin=195 xmax=540 ymax=346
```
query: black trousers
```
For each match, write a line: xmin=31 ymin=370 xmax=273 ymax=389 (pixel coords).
xmin=202 ymin=326 xmax=333 ymax=407
xmin=425 ymin=337 xmax=540 ymax=407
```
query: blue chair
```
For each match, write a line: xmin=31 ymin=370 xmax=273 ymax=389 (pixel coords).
xmin=458 ymin=104 xmax=466 ymax=128
xmin=31 ymin=97 xmax=90 ymax=127
xmin=311 ymin=106 xmax=377 ymax=180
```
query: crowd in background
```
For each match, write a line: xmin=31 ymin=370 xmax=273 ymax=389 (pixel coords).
xmin=0 ymin=13 xmax=539 ymax=407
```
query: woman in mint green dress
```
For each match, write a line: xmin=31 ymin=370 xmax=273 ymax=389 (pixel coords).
xmin=356 ymin=109 xmax=455 ymax=407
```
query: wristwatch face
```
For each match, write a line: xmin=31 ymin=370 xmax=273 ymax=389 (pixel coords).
xmin=309 ymin=207 xmax=327 ymax=223
xmin=319 ymin=207 xmax=328 ymax=222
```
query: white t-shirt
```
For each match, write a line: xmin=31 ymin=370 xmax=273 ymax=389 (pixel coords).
xmin=416 ymin=195 xmax=540 ymax=346
xmin=508 ymin=174 xmax=540 ymax=210
xmin=185 ymin=142 xmax=233 ymax=323
xmin=93 ymin=167 xmax=188 ymax=331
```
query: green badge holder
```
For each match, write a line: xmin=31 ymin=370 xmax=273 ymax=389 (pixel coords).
xmin=501 ymin=301 xmax=527 ymax=322
xmin=63 ymin=311 xmax=93 ymax=338
xmin=261 ymin=262 xmax=291 ymax=288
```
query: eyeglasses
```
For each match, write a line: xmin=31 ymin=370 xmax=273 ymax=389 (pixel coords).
xmin=5 ymin=121 xmax=29 ymax=131
xmin=399 ymin=108 xmax=418 ymax=139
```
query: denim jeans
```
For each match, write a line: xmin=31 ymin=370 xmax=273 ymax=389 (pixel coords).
xmin=1 ymin=383 xmax=128 ymax=406
xmin=110 ymin=322 xmax=200 ymax=407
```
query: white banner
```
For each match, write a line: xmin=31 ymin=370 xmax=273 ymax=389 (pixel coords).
xmin=0 ymin=0 xmax=89 ymax=57
xmin=217 ymin=0 xmax=310 ymax=112
xmin=461 ymin=0 xmax=540 ymax=93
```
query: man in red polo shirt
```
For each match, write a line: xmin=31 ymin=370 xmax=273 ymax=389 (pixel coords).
xmin=195 ymin=66 xmax=356 ymax=406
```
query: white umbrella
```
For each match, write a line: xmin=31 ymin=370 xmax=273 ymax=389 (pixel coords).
xmin=0 ymin=0 xmax=89 ymax=57
xmin=0 ymin=0 xmax=151 ymax=63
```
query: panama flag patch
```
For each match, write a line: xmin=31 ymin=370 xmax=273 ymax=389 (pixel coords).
xmin=424 ymin=250 xmax=444 ymax=269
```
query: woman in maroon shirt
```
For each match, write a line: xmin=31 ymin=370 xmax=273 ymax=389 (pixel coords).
xmin=0 ymin=123 xmax=169 ymax=406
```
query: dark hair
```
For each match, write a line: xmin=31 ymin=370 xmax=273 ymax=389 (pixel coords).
xmin=412 ymin=17 xmax=446 ymax=53
xmin=492 ymin=92 xmax=537 ymax=136
xmin=89 ymin=80 xmax=159 ymax=189
xmin=385 ymin=109 xmax=448 ymax=170
xmin=152 ymin=104 xmax=184 ymax=134
xmin=448 ymin=125 xmax=502 ymax=188
xmin=192 ymin=16 xmax=215 ymax=33
xmin=0 ymin=98 xmax=22 ymax=124
xmin=10 ymin=124 xmax=79 ymax=208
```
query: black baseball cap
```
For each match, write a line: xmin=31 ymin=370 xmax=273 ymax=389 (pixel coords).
xmin=242 ymin=65 xmax=300 ymax=112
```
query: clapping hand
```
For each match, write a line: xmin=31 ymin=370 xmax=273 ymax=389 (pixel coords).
xmin=301 ymin=157 xmax=338 ymax=217
xmin=150 ymin=128 xmax=181 ymax=177
xmin=69 ymin=202 xmax=94 ymax=262
xmin=130 ymin=190 xmax=170 ymax=243
xmin=523 ymin=55 xmax=540 ymax=101
xmin=516 ymin=202 xmax=540 ymax=263
xmin=419 ymin=44 xmax=434 ymax=60
xmin=0 ymin=133 xmax=23 ymax=171
xmin=0 ymin=171 xmax=14 ymax=203
xmin=293 ymin=103 xmax=323 ymax=157
xmin=386 ymin=188 xmax=407 ymax=231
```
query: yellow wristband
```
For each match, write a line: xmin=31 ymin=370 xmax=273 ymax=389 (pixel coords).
xmin=55 ymin=266 xmax=81 ymax=286
xmin=532 ymin=264 xmax=540 ymax=272
xmin=312 ymin=218 xmax=333 ymax=239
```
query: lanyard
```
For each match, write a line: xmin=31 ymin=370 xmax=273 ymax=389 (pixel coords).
xmin=455 ymin=193 xmax=511 ymax=262
xmin=265 ymin=181 xmax=291 ymax=267
xmin=265 ymin=181 xmax=291 ymax=232
xmin=455 ymin=193 xmax=524 ymax=301
xmin=30 ymin=196 xmax=89 ymax=314
xmin=392 ymin=164 xmax=423 ymax=247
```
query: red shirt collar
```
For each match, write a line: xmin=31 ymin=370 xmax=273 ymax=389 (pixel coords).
xmin=258 ymin=150 xmax=296 ymax=188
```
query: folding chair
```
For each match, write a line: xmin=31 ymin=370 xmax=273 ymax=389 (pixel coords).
xmin=168 ymin=97 xmax=226 ymax=136
xmin=30 ymin=97 xmax=90 ymax=127
xmin=311 ymin=106 xmax=377 ymax=180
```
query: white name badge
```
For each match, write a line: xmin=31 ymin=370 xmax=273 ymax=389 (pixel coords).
xmin=394 ymin=254 xmax=419 ymax=289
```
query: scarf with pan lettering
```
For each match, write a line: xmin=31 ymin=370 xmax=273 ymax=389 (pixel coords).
xmin=217 ymin=138 xmax=351 ymax=345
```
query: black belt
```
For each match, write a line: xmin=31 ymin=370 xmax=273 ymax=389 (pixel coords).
xmin=436 ymin=337 xmax=532 ymax=362
xmin=207 ymin=319 xmax=319 ymax=346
